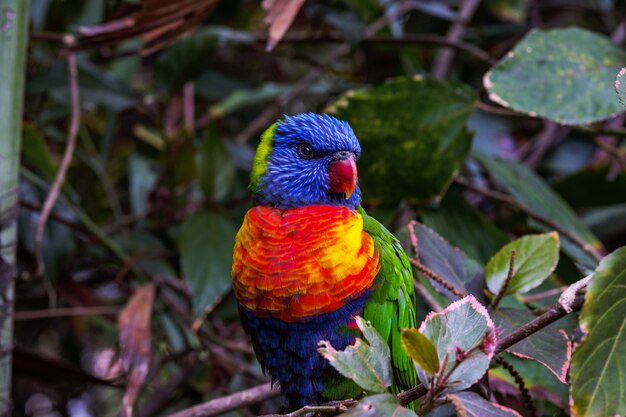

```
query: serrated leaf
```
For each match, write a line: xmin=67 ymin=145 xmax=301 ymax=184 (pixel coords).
xmin=419 ymin=296 xmax=497 ymax=393
xmin=327 ymin=77 xmax=475 ymax=203
xmin=318 ymin=316 xmax=391 ymax=393
xmin=486 ymin=233 xmax=560 ymax=296
xmin=615 ymin=67 xmax=626 ymax=107
xmin=484 ymin=27 xmax=626 ymax=124
xmin=401 ymin=328 xmax=439 ymax=375
xmin=493 ymin=308 xmax=571 ymax=383
xmin=475 ymin=153 xmax=602 ymax=270
xmin=338 ymin=394 xmax=418 ymax=417
xmin=409 ymin=221 xmax=486 ymax=302
xmin=447 ymin=391 xmax=523 ymax=417
xmin=178 ymin=211 xmax=237 ymax=317
xmin=571 ymin=247 xmax=626 ymax=417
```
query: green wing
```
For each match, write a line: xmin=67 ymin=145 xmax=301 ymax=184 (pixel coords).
xmin=359 ymin=208 xmax=418 ymax=395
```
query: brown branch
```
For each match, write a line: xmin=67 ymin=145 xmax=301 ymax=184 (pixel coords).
xmin=165 ymin=382 xmax=279 ymax=417
xmin=14 ymin=306 xmax=120 ymax=321
xmin=431 ymin=0 xmax=482 ymax=79
xmin=454 ymin=176 xmax=604 ymax=263
xmin=490 ymin=249 xmax=516 ymax=310
xmin=409 ymin=259 xmax=467 ymax=300
xmin=34 ymin=35 xmax=81 ymax=278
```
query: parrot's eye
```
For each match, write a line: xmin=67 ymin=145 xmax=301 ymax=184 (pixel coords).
xmin=296 ymin=143 xmax=314 ymax=159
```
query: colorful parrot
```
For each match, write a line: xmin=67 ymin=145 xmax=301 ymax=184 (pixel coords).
xmin=232 ymin=113 xmax=417 ymax=409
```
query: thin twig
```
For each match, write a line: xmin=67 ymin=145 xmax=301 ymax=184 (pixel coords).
xmin=431 ymin=0 xmax=482 ymax=79
xmin=14 ymin=306 xmax=120 ymax=321
xmin=34 ymin=35 xmax=80 ymax=278
xmin=409 ymin=259 xmax=467 ymax=300
xmin=519 ymin=287 xmax=565 ymax=303
xmin=490 ymin=249 xmax=516 ymax=310
xmin=594 ymin=136 xmax=626 ymax=172
xmin=454 ymin=176 xmax=604 ymax=263
xmin=558 ymin=274 xmax=592 ymax=313
xmin=165 ymin=382 xmax=279 ymax=417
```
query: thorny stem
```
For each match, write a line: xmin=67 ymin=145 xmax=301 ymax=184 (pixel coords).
xmin=494 ymin=356 xmax=538 ymax=417
xmin=489 ymin=249 xmax=516 ymax=310
xmin=409 ymin=259 xmax=468 ymax=299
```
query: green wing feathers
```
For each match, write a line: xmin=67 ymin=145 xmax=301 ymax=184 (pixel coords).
xmin=360 ymin=209 xmax=418 ymax=395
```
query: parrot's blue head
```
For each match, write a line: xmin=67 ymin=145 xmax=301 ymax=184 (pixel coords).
xmin=250 ymin=113 xmax=362 ymax=209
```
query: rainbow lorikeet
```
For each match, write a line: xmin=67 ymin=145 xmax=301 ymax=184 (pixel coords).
xmin=232 ymin=113 xmax=417 ymax=409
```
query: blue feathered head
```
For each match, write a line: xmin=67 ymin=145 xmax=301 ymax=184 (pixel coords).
xmin=250 ymin=113 xmax=362 ymax=209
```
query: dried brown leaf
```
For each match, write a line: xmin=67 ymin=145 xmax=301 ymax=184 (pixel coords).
xmin=262 ymin=0 xmax=305 ymax=51
xmin=118 ymin=284 xmax=155 ymax=417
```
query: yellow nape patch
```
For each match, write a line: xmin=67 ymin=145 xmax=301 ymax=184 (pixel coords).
xmin=250 ymin=122 xmax=278 ymax=191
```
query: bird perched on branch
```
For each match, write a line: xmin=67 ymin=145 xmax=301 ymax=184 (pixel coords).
xmin=232 ymin=113 xmax=417 ymax=409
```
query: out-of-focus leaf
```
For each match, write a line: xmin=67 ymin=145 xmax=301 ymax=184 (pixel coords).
xmin=195 ymin=70 xmax=251 ymax=101
xmin=196 ymin=129 xmax=236 ymax=202
xmin=422 ymin=190 xmax=509 ymax=264
xmin=328 ymin=77 xmax=475 ymax=203
xmin=485 ymin=233 xmax=560 ymax=296
xmin=338 ymin=393 xmax=418 ymax=417
xmin=408 ymin=222 xmax=485 ymax=302
xmin=178 ymin=211 xmax=237 ymax=317
xmin=447 ymin=391 xmax=523 ymax=417
xmin=128 ymin=154 xmax=157 ymax=215
xmin=155 ymin=28 xmax=218 ymax=91
xmin=28 ymin=59 xmax=137 ymax=112
xmin=419 ymin=296 xmax=496 ymax=393
xmin=485 ymin=0 xmax=527 ymax=23
xmin=21 ymin=124 xmax=57 ymax=181
xmin=553 ymin=165 xmax=626 ymax=209
xmin=492 ymin=308 xmax=571 ymax=383
xmin=475 ymin=153 xmax=602 ymax=270
xmin=118 ymin=284 xmax=155 ymax=417
xmin=583 ymin=204 xmax=626 ymax=242
xmin=401 ymin=328 xmax=439 ymax=375
xmin=262 ymin=0 xmax=305 ymax=51
xmin=571 ymin=247 xmax=626 ymax=417
xmin=484 ymin=27 xmax=626 ymax=124
xmin=319 ymin=316 xmax=391 ymax=393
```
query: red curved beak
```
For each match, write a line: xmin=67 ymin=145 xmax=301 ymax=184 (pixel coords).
xmin=328 ymin=153 xmax=357 ymax=199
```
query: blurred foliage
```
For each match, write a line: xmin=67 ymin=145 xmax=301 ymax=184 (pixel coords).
xmin=10 ymin=0 xmax=626 ymax=416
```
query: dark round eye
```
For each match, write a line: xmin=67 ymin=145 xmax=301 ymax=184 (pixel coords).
xmin=296 ymin=143 xmax=314 ymax=159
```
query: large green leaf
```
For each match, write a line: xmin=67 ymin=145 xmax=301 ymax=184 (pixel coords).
xmin=475 ymin=154 xmax=602 ymax=270
xmin=178 ymin=211 xmax=238 ymax=317
xmin=419 ymin=296 xmax=496 ymax=393
xmin=486 ymin=233 xmax=560 ymax=296
xmin=319 ymin=316 xmax=391 ymax=393
xmin=327 ymin=77 xmax=475 ymax=203
xmin=484 ymin=27 xmax=626 ymax=124
xmin=571 ymin=247 xmax=626 ymax=417
xmin=552 ymin=165 xmax=626 ymax=209
xmin=338 ymin=394 xmax=417 ymax=417
xmin=493 ymin=308 xmax=570 ymax=383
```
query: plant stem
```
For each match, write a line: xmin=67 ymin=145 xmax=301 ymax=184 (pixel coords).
xmin=0 ymin=1 xmax=29 ymax=414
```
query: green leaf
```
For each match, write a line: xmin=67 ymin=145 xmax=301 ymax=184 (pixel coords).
xmin=338 ymin=394 xmax=418 ymax=417
xmin=485 ymin=233 xmax=560 ymax=296
xmin=196 ymin=129 xmax=236 ymax=202
xmin=419 ymin=296 xmax=497 ymax=393
xmin=409 ymin=222 xmax=485 ymax=302
xmin=178 ymin=211 xmax=237 ymax=317
xmin=484 ymin=27 xmax=626 ymax=124
xmin=401 ymin=328 xmax=439 ymax=375
xmin=552 ymin=165 xmax=626 ymax=209
xmin=475 ymin=153 xmax=602 ymax=270
xmin=422 ymin=190 xmax=509 ymax=265
xmin=318 ymin=316 xmax=391 ymax=393
xmin=155 ymin=28 xmax=218 ymax=91
xmin=492 ymin=308 xmax=570 ymax=383
xmin=327 ymin=77 xmax=475 ymax=203
xmin=21 ymin=123 xmax=57 ymax=181
xmin=571 ymin=247 xmax=626 ymax=417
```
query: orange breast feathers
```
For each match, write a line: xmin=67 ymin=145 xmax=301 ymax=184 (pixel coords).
xmin=232 ymin=205 xmax=380 ymax=322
